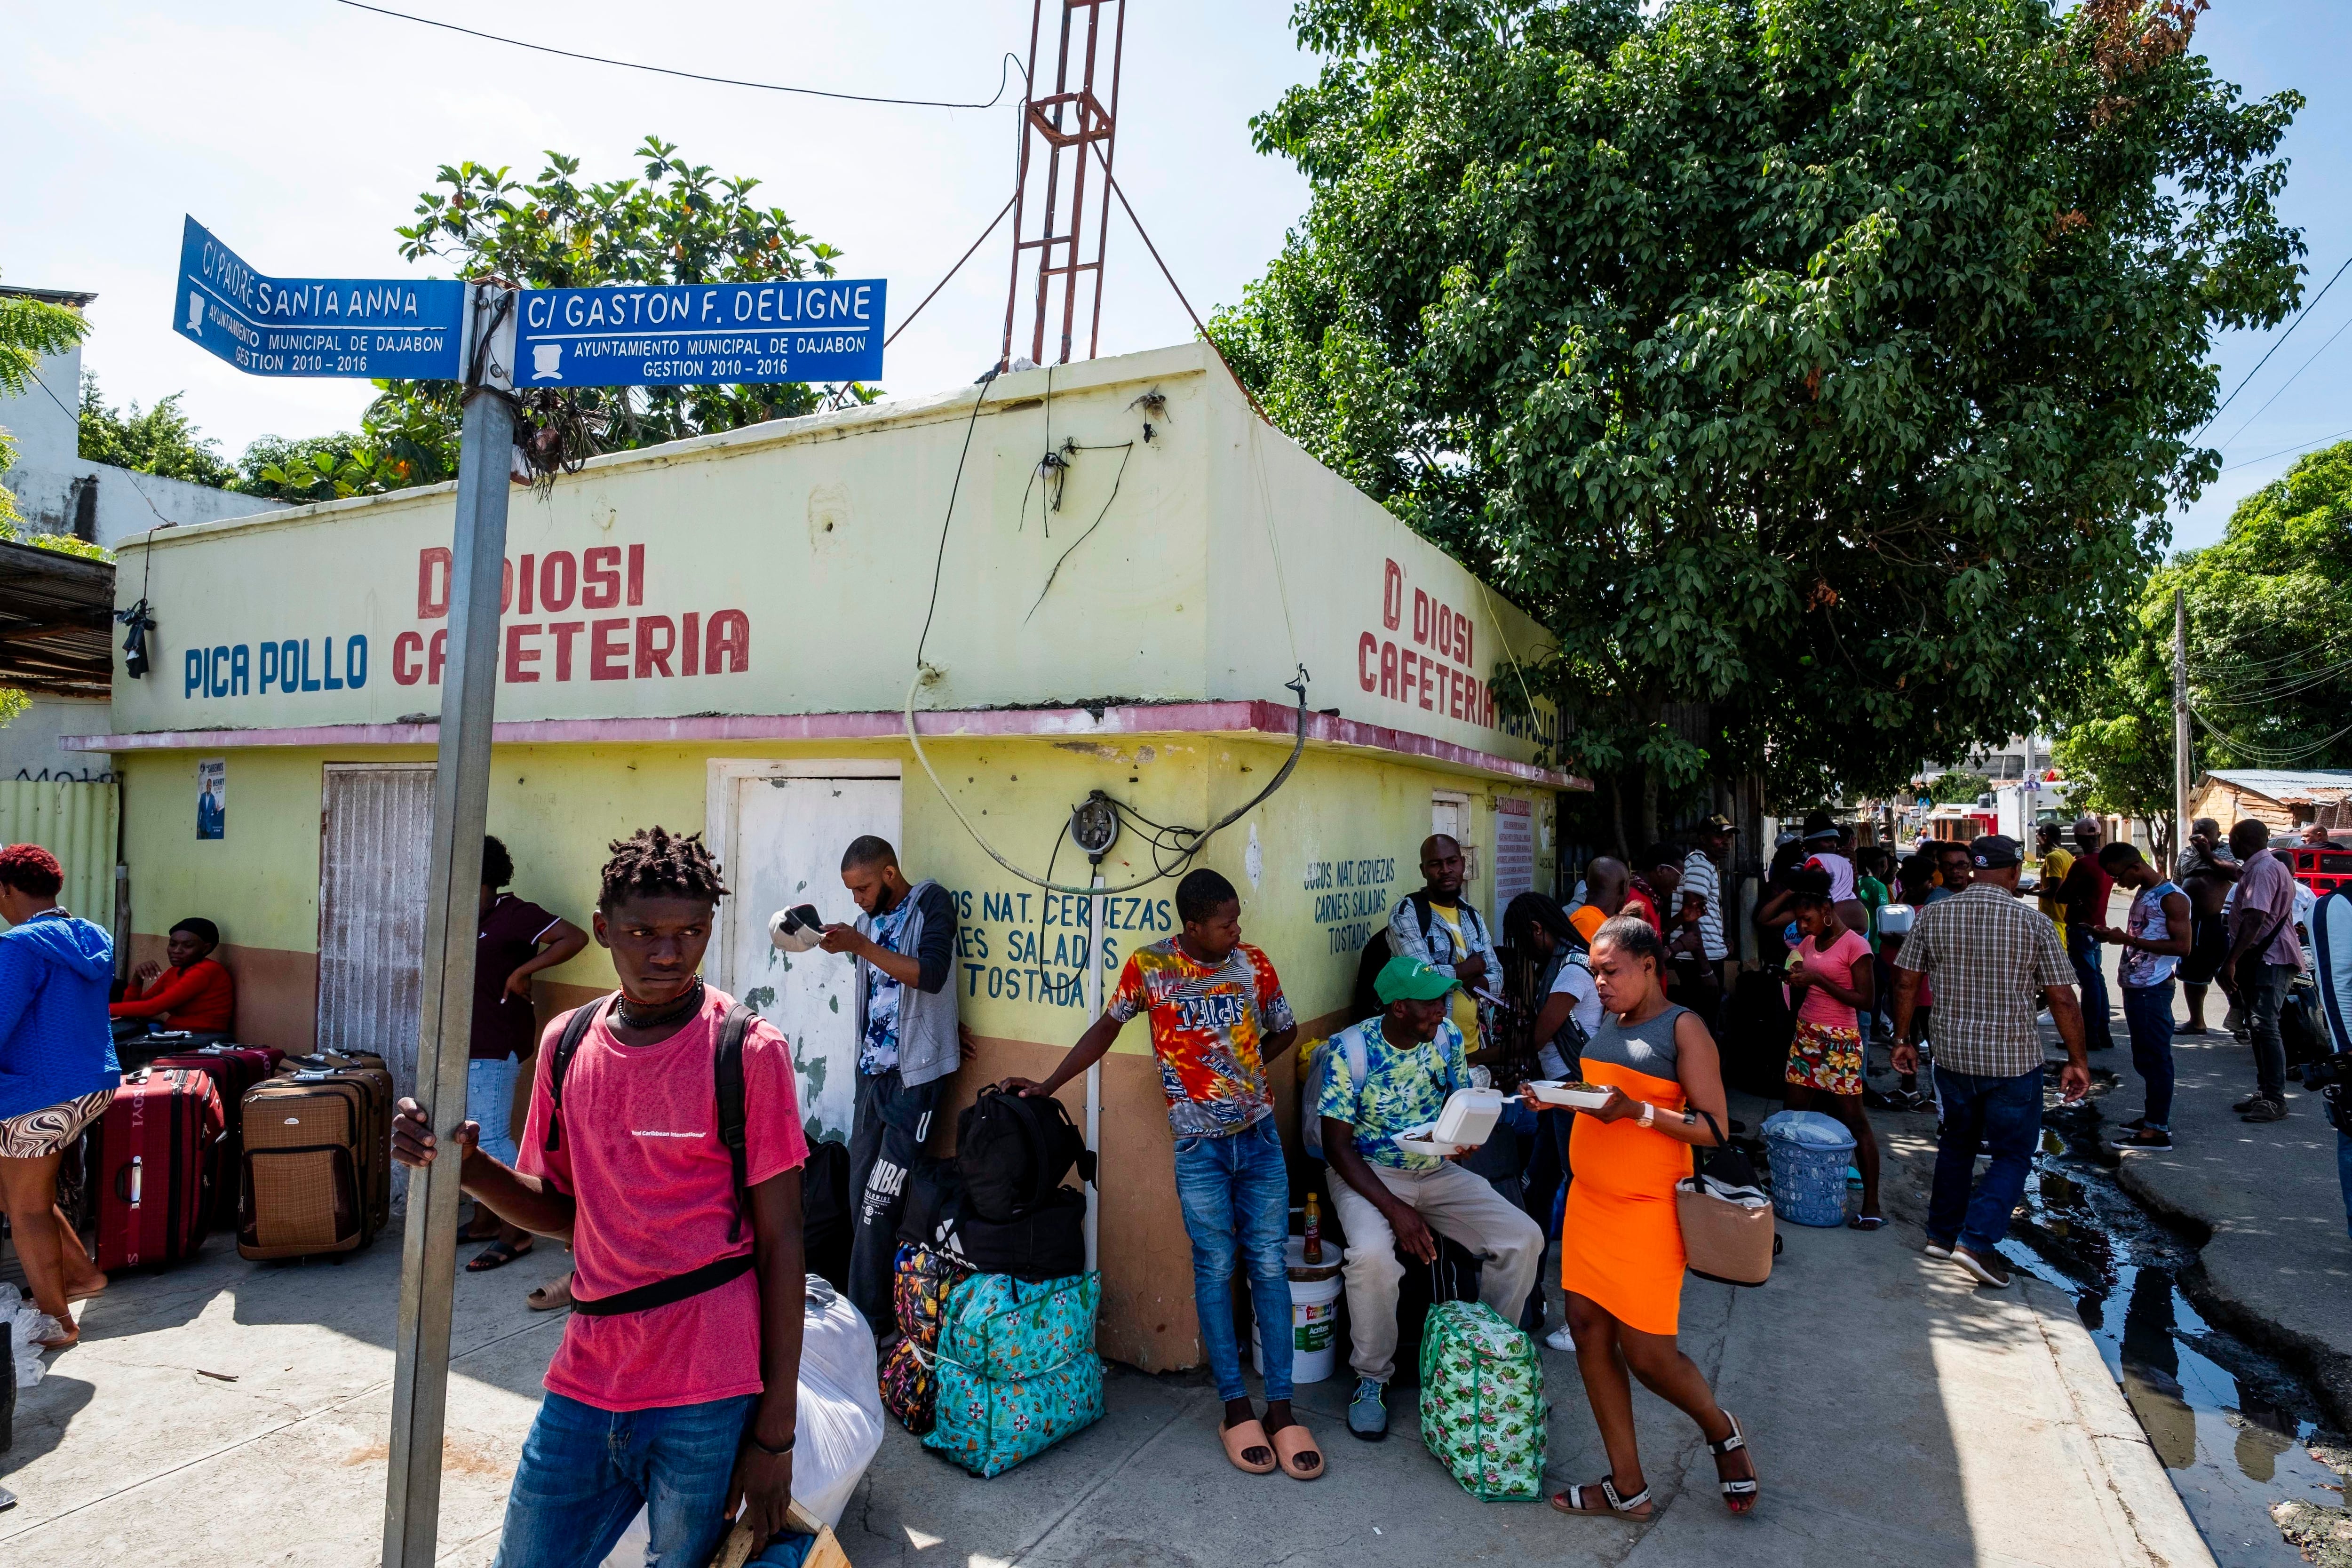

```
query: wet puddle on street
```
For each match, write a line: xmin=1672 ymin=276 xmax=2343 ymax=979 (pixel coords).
xmin=2003 ymin=1104 xmax=2346 ymax=1565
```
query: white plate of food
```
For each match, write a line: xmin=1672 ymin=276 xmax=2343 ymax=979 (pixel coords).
xmin=1393 ymin=1126 xmax=1477 ymax=1160
xmin=1524 ymin=1079 xmax=1614 ymax=1111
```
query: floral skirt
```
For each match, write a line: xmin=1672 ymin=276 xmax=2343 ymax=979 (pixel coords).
xmin=1785 ymin=1018 xmax=1864 ymax=1098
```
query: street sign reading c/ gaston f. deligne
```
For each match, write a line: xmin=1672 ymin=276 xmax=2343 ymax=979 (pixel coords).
xmin=513 ymin=279 xmax=886 ymax=388
xmin=173 ymin=217 xmax=463 ymax=380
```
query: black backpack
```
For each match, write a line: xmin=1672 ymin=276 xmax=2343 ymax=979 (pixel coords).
xmin=955 ymin=1087 xmax=1096 ymax=1223
xmin=800 ymin=1139 xmax=853 ymax=1294
xmin=899 ymin=1160 xmax=1087 ymax=1281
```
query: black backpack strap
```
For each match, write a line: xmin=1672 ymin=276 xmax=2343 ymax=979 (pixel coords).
xmin=542 ymin=993 xmax=616 ymax=1155
xmin=714 ymin=1003 xmax=753 ymax=1243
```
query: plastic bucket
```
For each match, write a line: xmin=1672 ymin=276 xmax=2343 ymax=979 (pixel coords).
xmin=1762 ymin=1109 xmax=1856 ymax=1228
xmin=1252 ymin=1270 xmax=1345 ymax=1384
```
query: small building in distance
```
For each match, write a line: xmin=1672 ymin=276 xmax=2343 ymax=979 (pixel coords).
xmin=2192 ymin=769 xmax=2352 ymax=837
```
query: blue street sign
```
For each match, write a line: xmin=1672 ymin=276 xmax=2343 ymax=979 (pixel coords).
xmin=172 ymin=217 xmax=463 ymax=380
xmin=513 ymin=279 xmax=886 ymax=388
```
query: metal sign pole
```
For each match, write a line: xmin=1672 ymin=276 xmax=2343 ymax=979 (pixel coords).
xmin=2174 ymin=586 xmax=2192 ymax=871
xmin=382 ymin=284 xmax=516 ymax=1568
xmin=1083 ymin=871 xmax=1105 ymax=1272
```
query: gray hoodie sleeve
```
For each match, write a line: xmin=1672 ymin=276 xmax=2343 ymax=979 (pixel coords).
xmin=913 ymin=881 xmax=957 ymax=994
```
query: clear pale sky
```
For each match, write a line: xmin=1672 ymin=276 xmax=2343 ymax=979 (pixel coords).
xmin=5 ymin=0 xmax=2340 ymax=557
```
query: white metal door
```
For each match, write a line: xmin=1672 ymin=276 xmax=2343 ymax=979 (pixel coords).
xmin=317 ymin=764 xmax=435 ymax=1099
xmin=716 ymin=771 xmax=902 ymax=1145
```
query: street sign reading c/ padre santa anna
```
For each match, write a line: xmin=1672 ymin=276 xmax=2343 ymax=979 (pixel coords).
xmin=173 ymin=216 xmax=463 ymax=380
xmin=513 ymin=278 xmax=886 ymax=387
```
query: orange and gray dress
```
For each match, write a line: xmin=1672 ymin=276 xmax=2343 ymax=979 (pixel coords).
xmin=1560 ymin=1003 xmax=1691 ymax=1335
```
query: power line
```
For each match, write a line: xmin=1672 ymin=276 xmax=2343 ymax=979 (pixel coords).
xmin=2195 ymin=250 xmax=2352 ymax=440
xmin=331 ymin=1 xmax=1024 ymax=109
xmin=2222 ymin=423 xmax=2352 ymax=474
xmin=2190 ymin=706 xmax=2352 ymax=767
xmin=2214 ymin=312 xmax=2352 ymax=454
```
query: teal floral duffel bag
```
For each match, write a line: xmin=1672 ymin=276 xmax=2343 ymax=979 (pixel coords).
xmin=1418 ymin=1299 xmax=1547 ymax=1500
xmin=922 ymin=1271 xmax=1104 ymax=1478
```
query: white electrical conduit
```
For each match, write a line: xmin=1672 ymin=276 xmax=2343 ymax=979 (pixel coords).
xmin=901 ymin=663 xmax=1312 ymax=896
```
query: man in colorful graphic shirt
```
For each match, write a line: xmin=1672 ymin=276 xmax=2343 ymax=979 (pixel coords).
xmin=1002 ymin=869 xmax=1322 ymax=1481
xmin=1319 ymin=955 xmax=1545 ymax=1441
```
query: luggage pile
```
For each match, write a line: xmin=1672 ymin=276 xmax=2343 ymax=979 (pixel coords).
xmin=1417 ymin=1299 xmax=1547 ymax=1501
xmin=886 ymin=1087 xmax=1103 ymax=1475
xmin=74 ymin=1043 xmax=396 ymax=1274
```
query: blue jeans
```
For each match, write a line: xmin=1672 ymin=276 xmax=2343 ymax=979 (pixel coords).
xmin=1172 ymin=1116 xmax=1293 ymax=1402
xmin=493 ymin=1392 xmax=812 ymax=1568
xmin=2121 ymin=982 xmax=2177 ymax=1129
xmin=2338 ymin=1130 xmax=2352 ymax=1241
xmin=2067 ymin=928 xmax=2115 ymax=1052
xmin=468 ymin=1054 xmax=523 ymax=1168
xmin=1928 ymin=1065 xmax=2043 ymax=1257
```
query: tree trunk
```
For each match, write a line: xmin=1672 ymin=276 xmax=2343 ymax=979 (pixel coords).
xmin=1639 ymin=764 xmax=1661 ymax=850
xmin=1607 ymin=774 xmax=1630 ymax=860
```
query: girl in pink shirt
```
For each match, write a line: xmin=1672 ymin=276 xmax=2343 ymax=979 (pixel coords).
xmin=1783 ymin=867 xmax=1884 ymax=1229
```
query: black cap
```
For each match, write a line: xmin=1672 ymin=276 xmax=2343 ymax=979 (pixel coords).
xmin=1971 ymin=835 xmax=2023 ymax=869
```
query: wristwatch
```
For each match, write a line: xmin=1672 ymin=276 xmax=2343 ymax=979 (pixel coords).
xmin=1637 ymin=1102 xmax=1656 ymax=1130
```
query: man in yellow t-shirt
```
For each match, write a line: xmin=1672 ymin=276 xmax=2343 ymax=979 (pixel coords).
xmin=1388 ymin=834 xmax=1494 ymax=1056
xmin=2034 ymin=823 xmax=2074 ymax=947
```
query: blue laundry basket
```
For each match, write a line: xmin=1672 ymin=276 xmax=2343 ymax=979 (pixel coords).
xmin=1762 ymin=1109 xmax=1856 ymax=1227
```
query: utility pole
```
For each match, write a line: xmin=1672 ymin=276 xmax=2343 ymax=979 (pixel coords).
xmin=2174 ymin=585 xmax=2193 ymax=873
xmin=382 ymin=284 xmax=516 ymax=1568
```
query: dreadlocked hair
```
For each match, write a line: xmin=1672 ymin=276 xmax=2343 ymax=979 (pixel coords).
xmin=598 ymin=827 xmax=730 ymax=911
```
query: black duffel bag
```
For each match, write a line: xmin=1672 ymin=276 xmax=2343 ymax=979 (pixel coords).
xmin=899 ymin=1160 xmax=1087 ymax=1282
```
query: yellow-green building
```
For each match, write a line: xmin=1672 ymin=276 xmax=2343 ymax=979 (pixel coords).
xmin=69 ymin=342 xmax=1577 ymax=1368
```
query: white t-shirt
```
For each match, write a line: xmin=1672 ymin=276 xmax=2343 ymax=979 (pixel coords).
xmin=1537 ymin=951 xmax=1605 ymax=1080
xmin=1807 ymin=851 xmax=1857 ymax=903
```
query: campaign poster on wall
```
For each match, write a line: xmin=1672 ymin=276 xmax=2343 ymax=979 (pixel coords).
xmin=197 ymin=759 xmax=226 ymax=840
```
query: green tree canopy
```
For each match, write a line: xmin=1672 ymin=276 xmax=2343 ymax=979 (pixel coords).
xmin=354 ymin=136 xmax=859 ymax=490
xmin=1214 ymin=0 xmax=2302 ymax=839
xmin=1929 ymin=770 xmax=1995 ymax=806
xmin=77 ymin=373 xmax=235 ymax=487
xmin=2056 ymin=438 xmax=2352 ymax=843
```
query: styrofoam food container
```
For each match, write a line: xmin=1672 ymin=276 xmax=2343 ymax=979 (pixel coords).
xmin=1526 ymin=1080 xmax=1613 ymax=1111
xmin=1432 ymin=1086 xmax=1504 ymax=1146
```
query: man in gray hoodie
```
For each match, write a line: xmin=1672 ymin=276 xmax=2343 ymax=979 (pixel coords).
xmin=820 ymin=836 xmax=961 ymax=1332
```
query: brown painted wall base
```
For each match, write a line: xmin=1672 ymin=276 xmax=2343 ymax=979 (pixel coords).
xmin=126 ymin=934 xmax=320 ymax=1056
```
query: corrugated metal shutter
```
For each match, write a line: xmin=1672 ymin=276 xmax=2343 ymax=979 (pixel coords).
xmin=317 ymin=764 xmax=435 ymax=1100
xmin=0 ymin=778 xmax=119 ymax=931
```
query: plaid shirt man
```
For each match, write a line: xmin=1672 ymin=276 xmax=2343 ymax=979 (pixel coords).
xmin=1893 ymin=882 xmax=2074 ymax=1078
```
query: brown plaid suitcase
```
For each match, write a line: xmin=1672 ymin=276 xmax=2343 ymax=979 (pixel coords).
xmin=238 ymin=1059 xmax=391 ymax=1259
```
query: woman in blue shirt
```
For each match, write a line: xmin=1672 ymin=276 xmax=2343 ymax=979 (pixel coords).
xmin=0 ymin=844 xmax=121 ymax=1345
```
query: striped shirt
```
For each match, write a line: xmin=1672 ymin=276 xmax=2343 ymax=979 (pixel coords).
xmin=1892 ymin=883 xmax=2074 ymax=1079
xmin=1683 ymin=850 xmax=1726 ymax=961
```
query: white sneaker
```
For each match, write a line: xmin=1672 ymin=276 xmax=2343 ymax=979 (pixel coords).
xmin=1544 ymin=1323 xmax=1577 ymax=1352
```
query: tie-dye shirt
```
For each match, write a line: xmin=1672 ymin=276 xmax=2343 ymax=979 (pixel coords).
xmin=1106 ymin=938 xmax=1296 ymax=1137
xmin=1313 ymin=1015 xmax=1469 ymax=1173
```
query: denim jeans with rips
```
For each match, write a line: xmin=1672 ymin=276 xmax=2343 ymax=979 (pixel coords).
xmin=1172 ymin=1115 xmax=1294 ymax=1403
xmin=491 ymin=1391 xmax=814 ymax=1568
xmin=2121 ymin=981 xmax=2177 ymax=1130
xmin=1927 ymin=1064 xmax=2043 ymax=1258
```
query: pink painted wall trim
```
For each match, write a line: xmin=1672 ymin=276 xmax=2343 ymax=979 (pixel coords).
xmin=63 ymin=700 xmax=1587 ymax=789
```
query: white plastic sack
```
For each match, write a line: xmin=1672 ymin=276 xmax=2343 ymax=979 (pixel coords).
xmin=1762 ymin=1108 xmax=1856 ymax=1150
xmin=597 ymin=1276 xmax=881 ymax=1567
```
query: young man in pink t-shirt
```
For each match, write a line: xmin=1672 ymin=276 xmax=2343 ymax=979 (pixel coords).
xmin=392 ymin=828 xmax=812 ymax=1566
xmin=1782 ymin=865 xmax=1883 ymax=1228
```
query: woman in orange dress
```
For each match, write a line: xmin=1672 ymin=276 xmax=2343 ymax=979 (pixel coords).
xmin=1551 ymin=915 xmax=1759 ymax=1520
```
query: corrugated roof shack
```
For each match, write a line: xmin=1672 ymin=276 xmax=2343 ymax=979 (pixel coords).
xmin=72 ymin=342 xmax=1578 ymax=1369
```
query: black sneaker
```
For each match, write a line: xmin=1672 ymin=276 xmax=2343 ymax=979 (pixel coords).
xmin=2232 ymin=1092 xmax=2270 ymax=1113
xmin=1950 ymin=1246 xmax=2012 ymax=1289
xmin=2241 ymin=1097 xmax=2289 ymax=1124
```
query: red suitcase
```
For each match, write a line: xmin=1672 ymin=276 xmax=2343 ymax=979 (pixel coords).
xmin=90 ymin=1067 xmax=225 ymax=1272
xmin=151 ymin=1047 xmax=284 ymax=1228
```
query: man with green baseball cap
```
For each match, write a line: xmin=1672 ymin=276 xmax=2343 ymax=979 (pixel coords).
xmin=1316 ymin=955 xmax=1544 ymax=1440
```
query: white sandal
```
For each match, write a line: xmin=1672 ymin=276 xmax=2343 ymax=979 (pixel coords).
xmin=1549 ymin=1475 xmax=1653 ymax=1518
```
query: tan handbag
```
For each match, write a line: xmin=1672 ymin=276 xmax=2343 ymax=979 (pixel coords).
xmin=1675 ymin=1109 xmax=1778 ymax=1287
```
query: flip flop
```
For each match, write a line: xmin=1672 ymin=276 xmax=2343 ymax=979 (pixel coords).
xmin=1847 ymin=1215 xmax=1885 ymax=1231
xmin=1272 ymin=1422 xmax=1324 ymax=1480
xmin=465 ymin=1238 xmax=533 ymax=1273
xmin=1220 ymin=1418 xmax=1278 ymax=1475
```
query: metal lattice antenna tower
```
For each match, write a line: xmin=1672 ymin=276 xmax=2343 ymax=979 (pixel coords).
xmin=1000 ymin=0 xmax=1126 ymax=370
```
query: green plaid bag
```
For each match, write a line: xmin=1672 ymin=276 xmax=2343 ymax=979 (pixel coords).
xmin=1417 ymin=1299 xmax=1546 ymax=1500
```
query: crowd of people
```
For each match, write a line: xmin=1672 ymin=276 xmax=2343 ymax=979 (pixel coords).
xmin=12 ymin=787 xmax=2352 ymax=1560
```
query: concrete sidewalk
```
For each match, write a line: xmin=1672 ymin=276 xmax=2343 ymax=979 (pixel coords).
xmin=0 ymin=1101 xmax=2207 ymax=1568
